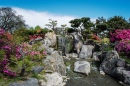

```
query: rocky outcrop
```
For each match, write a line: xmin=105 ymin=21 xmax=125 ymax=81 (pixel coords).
xmin=45 ymin=31 xmax=56 ymax=47
xmin=43 ymin=51 xmax=66 ymax=75
xmin=9 ymin=78 xmax=39 ymax=86
xmin=99 ymin=50 xmax=120 ymax=75
xmin=39 ymin=72 xmax=66 ymax=86
xmin=32 ymin=66 xmax=44 ymax=74
xmin=71 ymin=32 xmax=83 ymax=54
xmin=79 ymin=45 xmax=94 ymax=59
xmin=99 ymin=50 xmax=130 ymax=85
xmin=74 ymin=61 xmax=91 ymax=75
xmin=45 ymin=72 xmax=65 ymax=86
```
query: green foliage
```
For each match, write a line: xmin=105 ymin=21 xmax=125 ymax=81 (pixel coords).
xmin=13 ymin=28 xmax=29 ymax=44
xmin=69 ymin=19 xmax=81 ymax=28
xmin=0 ymin=50 xmax=5 ymax=61
xmin=26 ymin=27 xmax=49 ymax=35
xmin=31 ymin=73 xmax=45 ymax=80
xmin=107 ymin=16 xmax=128 ymax=32
xmin=46 ymin=19 xmax=57 ymax=31
xmin=0 ymin=7 xmax=26 ymax=33
xmin=67 ymin=28 xmax=75 ymax=33
xmin=81 ymin=17 xmax=94 ymax=29
xmin=100 ymin=42 xmax=114 ymax=51
xmin=85 ymin=29 xmax=92 ymax=34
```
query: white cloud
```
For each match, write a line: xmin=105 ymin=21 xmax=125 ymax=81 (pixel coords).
xmin=12 ymin=7 xmax=76 ymax=28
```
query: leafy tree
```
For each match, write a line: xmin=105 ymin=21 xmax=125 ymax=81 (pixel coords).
xmin=81 ymin=17 xmax=94 ymax=29
xmin=13 ymin=27 xmax=29 ymax=43
xmin=69 ymin=19 xmax=81 ymax=28
xmin=45 ymin=19 xmax=57 ymax=32
xmin=0 ymin=7 xmax=26 ymax=33
xmin=35 ymin=25 xmax=41 ymax=30
xmin=94 ymin=17 xmax=108 ymax=37
xmin=107 ymin=16 xmax=128 ymax=32
xmin=69 ymin=17 xmax=94 ymax=34
xmin=61 ymin=24 xmax=66 ymax=35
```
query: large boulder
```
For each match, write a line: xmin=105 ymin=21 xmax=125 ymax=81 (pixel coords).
xmin=99 ymin=50 xmax=120 ymax=75
xmin=71 ymin=32 xmax=83 ymax=54
xmin=74 ymin=61 xmax=91 ymax=75
xmin=45 ymin=72 xmax=64 ymax=86
xmin=79 ymin=45 xmax=94 ymax=59
xmin=99 ymin=50 xmax=130 ymax=85
xmin=43 ymin=51 xmax=66 ymax=75
xmin=9 ymin=78 xmax=39 ymax=86
xmin=45 ymin=31 xmax=56 ymax=47
xmin=112 ymin=67 xmax=130 ymax=85
xmin=38 ymin=43 xmax=54 ymax=55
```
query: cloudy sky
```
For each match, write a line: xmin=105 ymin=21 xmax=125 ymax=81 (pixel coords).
xmin=0 ymin=0 xmax=130 ymax=28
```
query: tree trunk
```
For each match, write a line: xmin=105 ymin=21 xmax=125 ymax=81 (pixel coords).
xmin=20 ymin=68 xmax=25 ymax=76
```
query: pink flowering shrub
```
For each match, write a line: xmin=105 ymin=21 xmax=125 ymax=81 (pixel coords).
xmin=0 ymin=28 xmax=47 ymax=77
xmin=20 ymin=42 xmax=47 ymax=60
xmin=110 ymin=29 xmax=130 ymax=55
xmin=110 ymin=29 xmax=130 ymax=42
xmin=0 ymin=28 xmax=20 ymax=77
xmin=115 ymin=39 xmax=130 ymax=54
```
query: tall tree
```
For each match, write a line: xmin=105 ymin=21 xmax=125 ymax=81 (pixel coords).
xmin=61 ymin=24 xmax=66 ymax=35
xmin=46 ymin=19 xmax=57 ymax=31
xmin=107 ymin=16 xmax=128 ymax=32
xmin=0 ymin=7 xmax=26 ymax=33
xmin=81 ymin=17 xmax=94 ymax=29
xmin=94 ymin=17 xmax=108 ymax=37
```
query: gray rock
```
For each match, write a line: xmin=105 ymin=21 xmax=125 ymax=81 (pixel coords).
xmin=99 ymin=50 xmax=119 ymax=75
xmin=79 ymin=45 xmax=94 ymax=59
xmin=92 ymin=52 xmax=102 ymax=61
xmin=32 ymin=66 xmax=44 ymax=74
xmin=9 ymin=78 xmax=39 ymax=86
xmin=74 ymin=61 xmax=91 ymax=75
xmin=46 ymin=48 xmax=54 ymax=55
xmin=113 ymin=67 xmax=130 ymax=85
xmin=43 ymin=51 xmax=66 ymax=75
xmin=45 ymin=32 xmax=57 ymax=47
xmin=117 ymin=59 xmax=126 ymax=67
xmin=99 ymin=50 xmax=130 ymax=85
xmin=71 ymin=32 xmax=83 ymax=54
xmin=45 ymin=72 xmax=64 ymax=86
xmin=122 ymin=69 xmax=130 ymax=84
xmin=66 ymin=53 xmax=78 ymax=58
xmin=38 ymin=43 xmax=54 ymax=55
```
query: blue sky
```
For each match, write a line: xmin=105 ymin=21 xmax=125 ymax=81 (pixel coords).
xmin=0 ymin=0 xmax=130 ymax=27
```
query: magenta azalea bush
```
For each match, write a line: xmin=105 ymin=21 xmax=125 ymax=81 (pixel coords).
xmin=110 ymin=29 xmax=130 ymax=55
xmin=0 ymin=28 xmax=47 ymax=77
xmin=0 ymin=28 xmax=19 ymax=77
xmin=110 ymin=29 xmax=130 ymax=42
xmin=115 ymin=39 xmax=130 ymax=54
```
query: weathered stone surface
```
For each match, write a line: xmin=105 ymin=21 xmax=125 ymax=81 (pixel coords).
xmin=79 ymin=45 xmax=94 ymax=59
xmin=45 ymin=72 xmax=64 ymax=86
xmin=45 ymin=31 xmax=56 ymax=47
xmin=9 ymin=78 xmax=39 ymax=86
xmin=66 ymin=53 xmax=78 ymax=58
xmin=43 ymin=51 xmax=66 ymax=75
xmin=74 ymin=61 xmax=91 ymax=75
xmin=99 ymin=50 xmax=130 ymax=85
xmin=117 ymin=59 xmax=126 ymax=67
xmin=99 ymin=50 xmax=120 ymax=75
xmin=71 ymin=32 xmax=83 ymax=54
xmin=92 ymin=52 xmax=102 ymax=61
xmin=32 ymin=66 xmax=44 ymax=74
